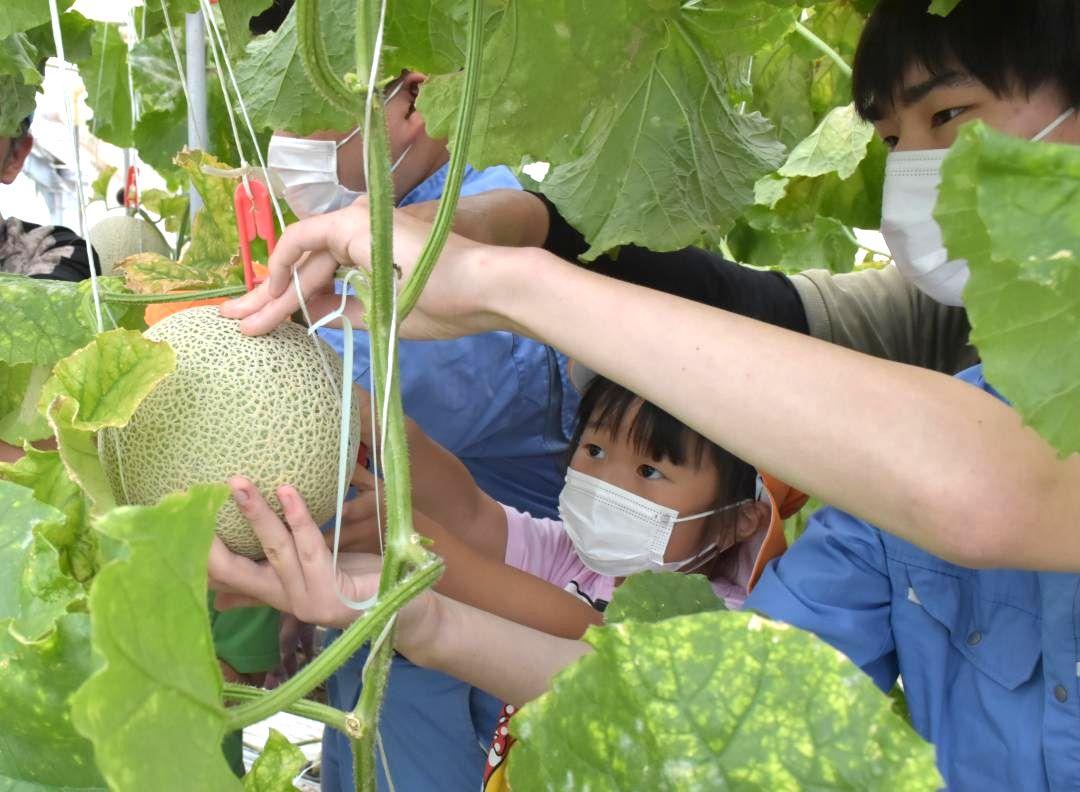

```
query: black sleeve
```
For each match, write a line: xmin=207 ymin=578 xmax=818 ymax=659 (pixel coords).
xmin=535 ymin=191 xmax=809 ymax=334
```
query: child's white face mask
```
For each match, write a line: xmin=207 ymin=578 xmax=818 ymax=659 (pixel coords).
xmin=266 ymin=81 xmax=411 ymax=218
xmin=558 ymin=468 xmax=745 ymax=577
xmin=880 ymin=107 xmax=1074 ymax=307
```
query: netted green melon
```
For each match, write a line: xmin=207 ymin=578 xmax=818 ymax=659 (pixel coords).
xmin=100 ymin=306 xmax=362 ymax=558
xmin=89 ymin=214 xmax=171 ymax=275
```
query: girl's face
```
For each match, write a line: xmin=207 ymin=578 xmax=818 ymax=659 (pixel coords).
xmin=569 ymin=403 xmax=727 ymax=565
xmin=872 ymin=63 xmax=1079 ymax=153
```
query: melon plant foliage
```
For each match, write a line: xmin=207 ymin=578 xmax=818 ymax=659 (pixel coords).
xmin=0 ymin=0 xmax=1075 ymax=791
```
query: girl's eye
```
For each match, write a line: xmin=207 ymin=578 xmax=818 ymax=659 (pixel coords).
xmin=585 ymin=443 xmax=605 ymax=459
xmin=931 ymin=106 xmax=969 ymax=128
xmin=638 ymin=464 xmax=664 ymax=480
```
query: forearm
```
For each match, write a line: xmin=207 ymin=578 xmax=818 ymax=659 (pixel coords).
xmin=399 ymin=591 xmax=591 ymax=707
xmin=418 ymin=515 xmax=601 ymax=638
xmin=479 ymin=247 xmax=1080 ymax=571
xmin=536 ymin=191 xmax=809 ymax=334
xmin=401 ymin=416 xmax=506 ymax=557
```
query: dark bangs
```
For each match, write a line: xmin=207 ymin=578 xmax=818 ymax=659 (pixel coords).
xmin=852 ymin=0 xmax=1080 ymax=121
xmin=571 ymin=377 xmax=756 ymax=501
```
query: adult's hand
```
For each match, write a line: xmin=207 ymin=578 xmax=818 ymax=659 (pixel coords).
xmin=221 ymin=198 xmax=500 ymax=341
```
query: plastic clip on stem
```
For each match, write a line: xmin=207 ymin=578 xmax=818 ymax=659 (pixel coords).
xmin=234 ymin=179 xmax=277 ymax=292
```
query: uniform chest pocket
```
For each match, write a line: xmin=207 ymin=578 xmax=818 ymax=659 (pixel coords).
xmin=905 ymin=565 xmax=1041 ymax=690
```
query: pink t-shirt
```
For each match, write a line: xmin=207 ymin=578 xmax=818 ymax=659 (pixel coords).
xmin=501 ymin=504 xmax=767 ymax=610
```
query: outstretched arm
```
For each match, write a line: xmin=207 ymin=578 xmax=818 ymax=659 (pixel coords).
xmin=223 ymin=202 xmax=1080 ymax=572
xmin=209 ymin=478 xmax=589 ymax=707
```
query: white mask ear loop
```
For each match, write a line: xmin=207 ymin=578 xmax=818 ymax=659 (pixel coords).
xmin=667 ymin=498 xmax=752 ymax=571
xmin=1032 ymin=107 xmax=1075 ymax=142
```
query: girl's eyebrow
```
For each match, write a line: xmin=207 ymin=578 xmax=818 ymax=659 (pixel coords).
xmin=899 ymin=70 xmax=978 ymax=107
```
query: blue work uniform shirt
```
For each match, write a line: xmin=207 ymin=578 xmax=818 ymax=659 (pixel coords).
xmin=746 ymin=365 xmax=1080 ymax=792
xmin=319 ymin=162 xmax=579 ymax=792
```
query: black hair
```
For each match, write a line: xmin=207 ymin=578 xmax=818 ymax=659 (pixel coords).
xmin=569 ymin=376 xmax=757 ymax=505
xmin=249 ymin=0 xmax=294 ymax=35
xmin=852 ymin=0 xmax=1080 ymax=121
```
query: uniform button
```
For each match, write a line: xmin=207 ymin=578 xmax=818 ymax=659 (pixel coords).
xmin=1054 ymin=685 xmax=1069 ymax=704
xmin=966 ymin=631 xmax=982 ymax=647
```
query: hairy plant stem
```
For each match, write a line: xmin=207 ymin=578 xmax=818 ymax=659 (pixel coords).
xmin=296 ymin=0 xmax=359 ymax=114
xmin=222 ymin=558 xmax=443 ymax=734
xmin=398 ymin=0 xmax=486 ymax=316
xmin=223 ymin=683 xmax=360 ymax=738
xmin=793 ymin=20 xmax=852 ymax=78
xmin=101 ymin=285 xmax=247 ymax=304
xmin=350 ymin=54 xmax=402 ymax=792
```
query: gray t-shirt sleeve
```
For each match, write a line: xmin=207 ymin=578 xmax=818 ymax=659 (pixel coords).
xmin=790 ymin=265 xmax=978 ymax=374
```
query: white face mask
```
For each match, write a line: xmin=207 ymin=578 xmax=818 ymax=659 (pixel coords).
xmin=880 ymin=107 xmax=1075 ymax=307
xmin=558 ymin=468 xmax=746 ymax=577
xmin=267 ymin=81 xmax=412 ymax=219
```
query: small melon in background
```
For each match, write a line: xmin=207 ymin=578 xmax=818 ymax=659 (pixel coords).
xmin=99 ymin=305 xmax=362 ymax=559
xmin=89 ymin=214 xmax=171 ymax=275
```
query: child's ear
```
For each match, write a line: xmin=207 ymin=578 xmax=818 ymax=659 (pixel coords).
xmin=733 ymin=500 xmax=770 ymax=542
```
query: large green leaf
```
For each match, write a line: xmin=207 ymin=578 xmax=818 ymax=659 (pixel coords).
xmin=76 ymin=23 xmax=133 ymax=148
xmin=0 ymin=447 xmax=94 ymax=582
xmin=0 ymin=0 xmax=74 ymax=40
xmin=41 ymin=329 xmax=176 ymax=516
xmin=219 ymin=0 xmax=275 ymax=58
xmin=421 ymin=0 xmax=790 ymax=258
xmin=937 ymin=123 xmax=1080 ymax=457
xmin=0 ymin=479 xmax=81 ymax=642
xmin=234 ymin=0 xmax=357 ymax=136
xmin=115 ymin=253 xmax=240 ymax=294
xmin=604 ymin=571 xmax=724 ymax=625
xmin=0 ymin=73 xmax=38 ymax=138
xmin=70 ymin=485 xmax=240 ymax=792
xmin=0 ymin=32 xmax=42 ymax=85
xmin=46 ymin=398 xmax=115 ymax=516
xmin=176 ymin=149 xmax=248 ymax=271
xmin=383 ymin=0 xmax=475 ymax=76
xmin=750 ymin=29 xmax=815 ymax=150
xmin=39 ymin=329 xmax=176 ymax=431
xmin=0 ymin=275 xmax=96 ymax=368
xmin=0 ymin=362 xmax=51 ymax=444
xmin=778 ymin=103 xmax=874 ymax=181
xmin=509 ymin=610 xmax=941 ymax=791
xmin=0 ymin=614 xmax=105 ymax=791
xmin=243 ymin=729 xmax=307 ymax=791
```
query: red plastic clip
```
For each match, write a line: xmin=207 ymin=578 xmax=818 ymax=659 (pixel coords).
xmin=234 ymin=179 xmax=277 ymax=292
xmin=123 ymin=165 xmax=139 ymax=210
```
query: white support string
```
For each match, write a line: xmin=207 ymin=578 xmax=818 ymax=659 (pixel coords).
xmin=48 ymin=0 xmax=103 ymax=333
xmin=308 ymin=269 xmax=380 ymax=611
xmin=197 ymin=0 xmax=286 ymax=230
xmin=196 ymin=0 xmax=253 ymax=198
xmin=193 ymin=0 xmax=339 ymax=389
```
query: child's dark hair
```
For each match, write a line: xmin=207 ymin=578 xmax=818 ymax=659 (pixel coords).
xmin=570 ymin=376 xmax=757 ymax=504
xmin=853 ymin=0 xmax=1080 ymax=122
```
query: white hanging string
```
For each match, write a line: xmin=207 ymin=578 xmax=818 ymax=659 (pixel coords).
xmin=47 ymin=0 xmax=103 ymax=333
xmin=197 ymin=0 xmax=286 ymax=230
xmin=194 ymin=0 xmax=340 ymax=391
xmin=308 ymin=270 xmax=381 ymax=610
xmin=196 ymin=0 xmax=253 ymax=199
